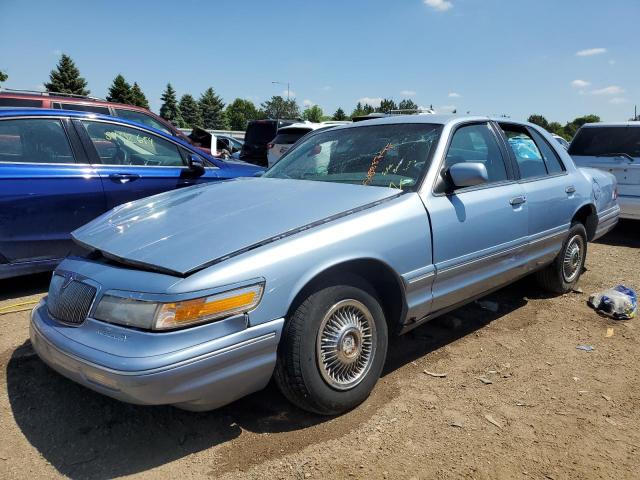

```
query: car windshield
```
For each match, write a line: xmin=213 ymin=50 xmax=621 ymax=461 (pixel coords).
xmin=568 ymin=126 xmax=640 ymax=158
xmin=263 ymin=123 xmax=442 ymax=190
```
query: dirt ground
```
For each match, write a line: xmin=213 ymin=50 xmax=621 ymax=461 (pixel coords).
xmin=0 ymin=221 xmax=638 ymax=480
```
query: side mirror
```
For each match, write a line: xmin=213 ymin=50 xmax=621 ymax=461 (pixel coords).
xmin=448 ymin=162 xmax=489 ymax=188
xmin=188 ymin=154 xmax=206 ymax=176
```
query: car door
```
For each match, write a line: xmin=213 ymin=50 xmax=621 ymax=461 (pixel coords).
xmin=424 ymin=122 xmax=529 ymax=312
xmin=0 ymin=116 xmax=105 ymax=264
xmin=499 ymin=123 xmax=576 ymax=268
xmin=74 ymin=119 xmax=220 ymax=209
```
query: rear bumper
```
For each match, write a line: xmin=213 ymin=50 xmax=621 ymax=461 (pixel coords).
xmin=618 ymin=195 xmax=640 ymax=220
xmin=593 ymin=205 xmax=620 ymax=240
xmin=30 ymin=302 xmax=284 ymax=411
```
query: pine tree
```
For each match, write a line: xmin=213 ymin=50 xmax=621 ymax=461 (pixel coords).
xmin=106 ymin=74 xmax=132 ymax=103
xmin=159 ymin=83 xmax=183 ymax=126
xmin=130 ymin=82 xmax=149 ymax=108
xmin=332 ymin=107 xmax=346 ymax=121
xmin=179 ymin=94 xmax=202 ymax=128
xmin=377 ymin=98 xmax=397 ymax=113
xmin=199 ymin=87 xmax=228 ymax=129
xmin=0 ymin=70 xmax=7 ymax=83
xmin=45 ymin=54 xmax=89 ymax=95
xmin=398 ymin=99 xmax=418 ymax=112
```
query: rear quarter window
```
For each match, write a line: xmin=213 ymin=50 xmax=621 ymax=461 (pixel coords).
xmin=273 ymin=128 xmax=313 ymax=144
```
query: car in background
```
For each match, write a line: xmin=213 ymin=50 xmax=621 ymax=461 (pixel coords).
xmin=267 ymin=122 xmax=328 ymax=167
xmin=0 ymin=109 xmax=263 ymax=279
xmin=552 ymin=134 xmax=570 ymax=150
xmin=0 ymin=89 xmax=212 ymax=154
xmin=30 ymin=115 xmax=618 ymax=416
xmin=240 ymin=119 xmax=296 ymax=166
xmin=569 ymin=122 xmax=639 ymax=219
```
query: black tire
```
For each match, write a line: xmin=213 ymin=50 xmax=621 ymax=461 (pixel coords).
xmin=274 ymin=278 xmax=388 ymax=415
xmin=536 ymin=222 xmax=588 ymax=294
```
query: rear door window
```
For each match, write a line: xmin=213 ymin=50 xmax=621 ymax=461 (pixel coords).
xmin=52 ymin=102 xmax=111 ymax=115
xmin=568 ymin=126 xmax=640 ymax=158
xmin=80 ymin=120 xmax=185 ymax=167
xmin=0 ymin=97 xmax=43 ymax=108
xmin=529 ymin=129 xmax=565 ymax=174
xmin=500 ymin=124 xmax=547 ymax=179
xmin=0 ymin=118 xmax=75 ymax=164
xmin=113 ymin=108 xmax=172 ymax=134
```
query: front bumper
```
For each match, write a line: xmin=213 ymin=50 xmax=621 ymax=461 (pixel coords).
xmin=30 ymin=301 xmax=284 ymax=411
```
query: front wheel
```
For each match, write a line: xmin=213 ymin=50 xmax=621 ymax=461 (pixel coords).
xmin=274 ymin=280 xmax=388 ymax=415
xmin=536 ymin=223 xmax=588 ymax=293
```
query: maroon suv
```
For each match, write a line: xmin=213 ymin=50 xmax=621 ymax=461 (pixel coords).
xmin=0 ymin=89 xmax=212 ymax=154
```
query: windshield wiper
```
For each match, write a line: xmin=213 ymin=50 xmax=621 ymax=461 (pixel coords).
xmin=596 ymin=152 xmax=635 ymax=161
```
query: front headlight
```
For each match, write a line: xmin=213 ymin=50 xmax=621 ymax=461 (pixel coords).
xmin=93 ymin=284 xmax=264 ymax=331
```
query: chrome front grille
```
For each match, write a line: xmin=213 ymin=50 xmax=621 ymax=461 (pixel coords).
xmin=47 ymin=274 xmax=97 ymax=325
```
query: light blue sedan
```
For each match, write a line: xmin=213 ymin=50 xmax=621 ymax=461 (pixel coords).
xmin=31 ymin=115 xmax=619 ymax=415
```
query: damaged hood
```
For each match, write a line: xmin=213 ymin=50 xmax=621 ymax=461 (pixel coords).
xmin=72 ymin=177 xmax=401 ymax=276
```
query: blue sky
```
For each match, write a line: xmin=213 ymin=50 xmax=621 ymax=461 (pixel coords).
xmin=1 ymin=0 xmax=638 ymax=123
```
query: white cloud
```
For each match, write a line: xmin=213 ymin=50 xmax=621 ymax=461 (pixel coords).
xmin=321 ymin=85 xmax=332 ymax=91
xmin=358 ymin=97 xmax=383 ymax=107
xmin=439 ymin=105 xmax=456 ymax=111
xmin=400 ymin=90 xmax=416 ymax=96
xmin=591 ymin=85 xmax=624 ymax=95
xmin=609 ymin=59 xmax=616 ymax=65
xmin=282 ymin=90 xmax=296 ymax=97
xmin=610 ymin=97 xmax=627 ymax=104
xmin=571 ymin=79 xmax=590 ymax=88
xmin=576 ymin=47 xmax=607 ymax=57
xmin=303 ymin=99 xmax=316 ymax=107
xmin=448 ymin=92 xmax=461 ymax=98
xmin=424 ymin=0 xmax=453 ymax=12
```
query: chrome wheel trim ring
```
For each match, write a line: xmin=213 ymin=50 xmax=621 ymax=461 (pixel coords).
xmin=562 ymin=235 xmax=583 ymax=283
xmin=316 ymin=299 xmax=377 ymax=391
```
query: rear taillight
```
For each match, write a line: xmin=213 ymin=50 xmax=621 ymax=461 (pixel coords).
xmin=267 ymin=143 xmax=274 ymax=149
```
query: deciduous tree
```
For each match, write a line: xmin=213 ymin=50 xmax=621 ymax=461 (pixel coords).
xmin=302 ymin=105 xmax=324 ymax=123
xmin=261 ymin=95 xmax=300 ymax=120
xmin=226 ymin=98 xmax=258 ymax=130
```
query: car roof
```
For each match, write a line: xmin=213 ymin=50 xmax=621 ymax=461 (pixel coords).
xmin=327 ymin=114 xmax=530 ymax=132
xmin=0 ymin=108 xmax=206 ymax=155
xmin=277 ymin=122 xmax=325 ymax=131
xmin=581 ymin=121 xmax=640 ymax=128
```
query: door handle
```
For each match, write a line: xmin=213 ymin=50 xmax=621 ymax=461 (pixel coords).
xmin=109 ymin=173 xmax=140 ymax=184
xmin=510 ymin=196 xmax=526 ymax=206
xmin=565 ymin=185 xmax=576 ymax=194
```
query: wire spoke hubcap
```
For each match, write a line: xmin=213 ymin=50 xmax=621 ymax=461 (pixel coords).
xmin=563 ymin=235 xmax=583 ymax=282
xmin=316 ymin=299 xmax=376 ymax=390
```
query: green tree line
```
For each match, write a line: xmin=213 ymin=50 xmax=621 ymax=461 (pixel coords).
xmin=5 ymin=54 xmax=616 ymax=133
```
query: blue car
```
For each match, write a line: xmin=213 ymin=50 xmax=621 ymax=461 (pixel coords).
xmin=31 ymin=115 xmax=619 ymax=415
xmin=0 ymin=109 xmax=263 ymax=279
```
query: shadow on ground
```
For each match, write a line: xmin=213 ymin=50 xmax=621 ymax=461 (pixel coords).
xmin=0 ymin=272 xmax=50 ymax=302
xmin=595 ymin=219 xmax=639 ymax=248
xmin=6 ymin=277 xmax=537 ymax=479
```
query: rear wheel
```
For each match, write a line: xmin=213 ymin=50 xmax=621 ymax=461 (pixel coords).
xmin=274 ymin=280 xmax=388 ymax=415
xmin=536 ymin=223 xmax=587 ymax=293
